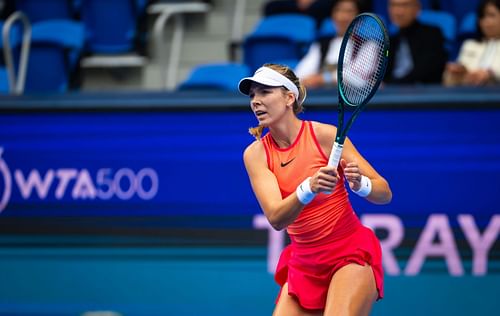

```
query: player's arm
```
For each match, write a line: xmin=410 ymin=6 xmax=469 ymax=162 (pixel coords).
xmin=341 ymin=136 xmax=392 ymax=204
xmin=243 ymin=141 xmax=303 ymax=230
xmin=243 ymin=141 xmax=318 ymax=230
xmin=314 ymin=121 xmax=392 ymax=205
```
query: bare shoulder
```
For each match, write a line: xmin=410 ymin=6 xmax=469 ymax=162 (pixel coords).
xmin=243 ymin=140 xmax=267 ymax=168
xmin=310 ymin=121 xmax=337 ymax=145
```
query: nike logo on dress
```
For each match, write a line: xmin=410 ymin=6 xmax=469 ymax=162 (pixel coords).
xmin=280 ymin=158 xmax=296 ymax=167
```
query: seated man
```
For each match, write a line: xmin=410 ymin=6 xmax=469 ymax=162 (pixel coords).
xmin=384 ymin=0 xmax=448 ymax=84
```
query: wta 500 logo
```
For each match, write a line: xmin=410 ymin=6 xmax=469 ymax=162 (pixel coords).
xmin=0 ymin=147 xmax=159 ymax=213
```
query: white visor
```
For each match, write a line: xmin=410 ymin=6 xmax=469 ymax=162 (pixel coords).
xmin=238 ymin=67 xmax=299 ymax=101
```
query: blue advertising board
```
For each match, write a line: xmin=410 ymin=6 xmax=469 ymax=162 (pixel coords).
xmin=0 ymin=106 xmax=499 ymax=315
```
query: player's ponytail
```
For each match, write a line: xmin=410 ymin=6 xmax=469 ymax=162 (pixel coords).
xmin=249 ymin=125 xmax=265 ymax=140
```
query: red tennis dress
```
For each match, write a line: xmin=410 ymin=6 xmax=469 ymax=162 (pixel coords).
xmin=261 ymin=120 xmax=384 ymax=311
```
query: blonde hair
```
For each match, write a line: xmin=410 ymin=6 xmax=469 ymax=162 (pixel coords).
xmin=248 ymin=63 xmax=307 ymax=140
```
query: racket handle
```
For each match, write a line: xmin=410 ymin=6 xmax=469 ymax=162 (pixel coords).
xmin=328 ymin=142 xmax=343 ymax=168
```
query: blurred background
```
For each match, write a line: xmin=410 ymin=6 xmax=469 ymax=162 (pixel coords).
xmin=0 ymin=0 xmax=499 ymax=315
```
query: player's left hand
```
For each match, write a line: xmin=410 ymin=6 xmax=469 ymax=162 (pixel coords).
xmin=340 ymin=158 xmax=362 ymax=192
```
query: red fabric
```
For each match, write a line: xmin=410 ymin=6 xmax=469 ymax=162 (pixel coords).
xmin=261 ymin=120 xmax=353 ymax=244
xmin=274 ymin=225 xmax=384 ymax=311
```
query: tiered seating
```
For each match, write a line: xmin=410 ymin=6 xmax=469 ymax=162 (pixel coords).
xmin=0 ymin=0 xmax=149 ymax=93
xmin=23 ymin=19 xmax=84 ymax=92
xmin=242 ymin=14 xmax=316 ymax=72
xmin=177 ymin=13 xmax=317 ymax=92
xmin=178 ymin=63 xmax=250 ymax=91
xmin=79 ymin=0 xmax=148 ymax=68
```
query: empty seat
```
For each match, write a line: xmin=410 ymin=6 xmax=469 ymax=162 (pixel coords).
xmin=21 ymin=19 xmax=84 ymax=92
xmin=317 ymin=18 xmax=336 ymax=40
xmin=14 ymin=0 xmax=76 ymax=23
xmin=458 ymin=11 xmax=477 ymax=40
xmin=178 ymin=63 xmax=250 ymax=92
xmin=439 ymin=0 xmax=479 ymax=25
xmin=242 ymin=14 xmax=316 ymax=72
xmin=0 ymin=68 xmax=8 ymax=93
xmin=80 ymin=0 xmax=147 ymax=54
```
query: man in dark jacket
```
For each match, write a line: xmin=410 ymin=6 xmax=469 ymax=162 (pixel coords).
xmin=384 ymin=0 xmax=448 ymax=84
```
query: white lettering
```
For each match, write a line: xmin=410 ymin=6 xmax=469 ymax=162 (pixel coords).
xmin=405 ymin=214 xmax=464 ymax=276
xmin=96 ymin=168 xmax=114 ymax=200
xmin=15 ymin=169 xmax=54 ymax=199
xmin=114 ymin=168 xmax=135 ymax=200
xmin=136 ymin=168 xmax=159 ymax=200
xmin=253 ymin=214 xmax=285 ymax=274
xmin=257 ymin=213 xmax=499 ymax=277
xmin=12 ymin=167 xmax=159 ymax=202
xmin=55 ymin=169 xmax=77 ymax=199
xmin=72 ymin=169 xmax=96 ymax=199
xmin=362 ymin=214 xmax=404 ymax=276
xmin=458 ymin=214 xmax=500 ymax=276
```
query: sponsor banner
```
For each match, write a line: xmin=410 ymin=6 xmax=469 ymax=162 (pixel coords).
xmin=0 ymin=112 xmax=258 ymax=217
xmin=0 ymin=109 xmax=499 ymax=277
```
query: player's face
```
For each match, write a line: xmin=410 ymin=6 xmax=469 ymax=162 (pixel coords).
xmin=248 ymin=83 xmax=292 ymax=125
xmin=388 ymin=0 xmax=420 ymax=29
xmin=480 ymin=3 xmax=500 ymax=39
xmin=332 ymin=0 xmax=359 ymax=36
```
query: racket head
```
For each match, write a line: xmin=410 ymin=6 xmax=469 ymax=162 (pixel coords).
xmin=337 ymin=13 xmax=390 ymax=108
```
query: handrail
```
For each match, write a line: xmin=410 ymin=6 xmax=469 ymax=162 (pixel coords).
xmin=2 ymin=11 xmax=31 ymax=95
xmin=228 ymin=0 xmax=246 ymax=61
xmin=147 ymin=2 xmax=211 ymax=90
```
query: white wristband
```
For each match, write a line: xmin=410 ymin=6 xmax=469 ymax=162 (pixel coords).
xmin=296 ymin=177 xmax=316 ymax=204
xmin=353 ymin=175 xmax=372 ymax=197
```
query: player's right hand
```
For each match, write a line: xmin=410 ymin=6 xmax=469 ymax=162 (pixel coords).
xmin=310 ymin=166 xmax=339 ymax=193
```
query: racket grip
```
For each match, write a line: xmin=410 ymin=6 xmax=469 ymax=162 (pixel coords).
xmin=328 ymin=142 xmax=343 ymax=168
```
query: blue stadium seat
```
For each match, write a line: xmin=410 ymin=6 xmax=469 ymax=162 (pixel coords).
xmin=418 ymin=10 xmax=457 ymax=56
xmin=452 ymin=11 xmax=478 ymax=60
xmin=14 ymin=0 xmax=76 ymax=22
xmin=0 ymin=68 xmax=8 ymax=93
xmin=458 ymin=11 xmax=477 ymax=39
xmin=79 ymin=0 xmax=147 ymax=54
xmin=21 ymin=19 xmax=84 ymax=92
xmin=243 ymin=14 xmax=316 ymax=72
xmin=178 ymin=63 xmax=250 ymax=92
xmin=439 ymin=0 xmax=479 ymax=25
xmin=317 ymin=18 xmax=336 ymax=40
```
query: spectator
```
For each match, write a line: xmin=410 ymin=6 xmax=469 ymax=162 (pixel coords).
xmin=262 ymin=0 xmax=336 ymax=29
xmin=384 ymin=0 xmax=448 ymax=84
xmin=443 ymin=0 xmax=500 ymax=86
xmin=294 ymin=0 xmax=362 ymax=89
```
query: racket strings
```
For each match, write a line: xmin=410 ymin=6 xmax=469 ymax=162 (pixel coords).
xmin=341 ymin=17 xmax=387 ymax=105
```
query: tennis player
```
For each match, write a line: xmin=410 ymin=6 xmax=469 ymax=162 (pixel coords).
xmin=240 ymin=64 xmax=392 ymax=316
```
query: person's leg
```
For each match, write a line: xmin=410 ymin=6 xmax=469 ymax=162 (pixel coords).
xmin=323 ymin=263 xmax=378 ymax=316
xmin=273 ymin=282 xmax=323 ymax=316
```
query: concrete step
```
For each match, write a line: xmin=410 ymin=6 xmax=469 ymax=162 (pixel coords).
xmin=81 ymin=0 xmax=268 ymax=91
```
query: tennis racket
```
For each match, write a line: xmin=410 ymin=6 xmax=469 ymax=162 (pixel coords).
xmin=328 ymin=13 xmax=390 ymax=168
